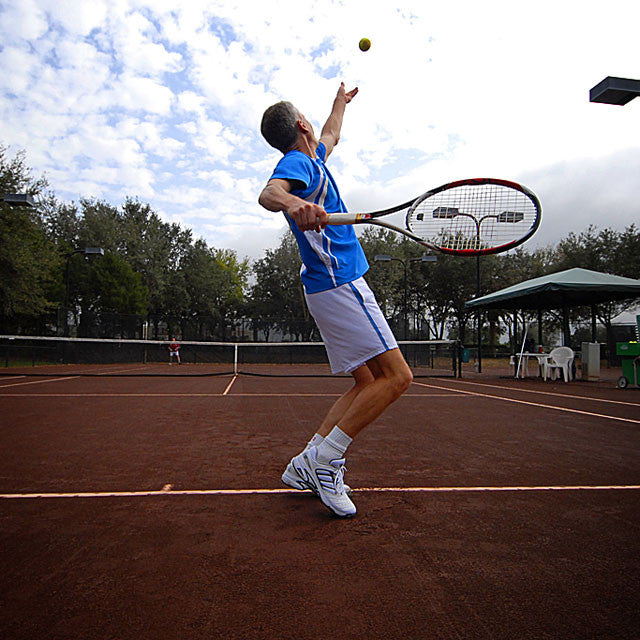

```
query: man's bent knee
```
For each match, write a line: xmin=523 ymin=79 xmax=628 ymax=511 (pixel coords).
xmin=391 ymin=366 xmax=413 ymax=397
xmin=370 ymin=349 xmax=413 ymax=398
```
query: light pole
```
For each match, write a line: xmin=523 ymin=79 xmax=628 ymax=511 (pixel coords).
xmin=64 ymin=247 xmax=104 ymax=336
xmin=435 ymin=209 xmax=524 ymax=372
xmin=374 ymin=253 xmax=437 ymax=339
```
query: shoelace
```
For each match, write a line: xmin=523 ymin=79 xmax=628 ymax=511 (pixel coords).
xmin=329 ymin=458 xmax=347 ymax=495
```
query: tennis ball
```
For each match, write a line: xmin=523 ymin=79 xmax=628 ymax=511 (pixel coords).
xmin=359 ymin=37 xmax=371 ymax=52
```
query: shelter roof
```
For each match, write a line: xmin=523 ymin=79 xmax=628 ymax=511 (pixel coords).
xmin=465 ymin=268 xmax=640 ymax=310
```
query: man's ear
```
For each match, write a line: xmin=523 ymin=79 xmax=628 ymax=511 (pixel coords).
xmin=296 ymin=119 xmax=310 ymax=134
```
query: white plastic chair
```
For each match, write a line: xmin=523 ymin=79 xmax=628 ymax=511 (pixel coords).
xmin=543 ymin=347 xmax=574 ymax=382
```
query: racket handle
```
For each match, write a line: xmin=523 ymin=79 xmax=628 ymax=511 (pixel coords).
xmin=326 ymin=213 xmax=371 ymax=225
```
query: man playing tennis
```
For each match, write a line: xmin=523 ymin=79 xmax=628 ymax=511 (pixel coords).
xmin=258 ymin=83 xmax=413 ymax=517
xmin=168 ymin=337 xmax=181 ymax=365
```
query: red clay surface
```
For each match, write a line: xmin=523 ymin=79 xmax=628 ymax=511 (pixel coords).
xmin=1 ymin=366 xmax=639 ymax=639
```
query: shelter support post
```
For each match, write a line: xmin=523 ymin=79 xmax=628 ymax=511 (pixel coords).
xmin=476 ymin=255 xmax=482 ymax=373
xmin=537 ymin=308 xmax=543 ymax=346
xmin=591 ymin=305 xmax=597 ymax=342
xmin=562 ymin=305 xmax=570 ymax=346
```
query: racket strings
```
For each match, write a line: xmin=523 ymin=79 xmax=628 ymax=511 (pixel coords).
xmin=408 ymin=183 xmax=537 ymax=252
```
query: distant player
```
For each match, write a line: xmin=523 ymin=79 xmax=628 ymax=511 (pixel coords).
xmin=258 ymin=83 xmax=413 ymax=517
xmin=168 ymin=338 xmax=181 ymax=365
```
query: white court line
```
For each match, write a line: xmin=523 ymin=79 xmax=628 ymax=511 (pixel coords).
xmin=414 ymin=381 xmax=640 ymax=425
xmin=222 ymin=375 xmax=237 ymax=395
xmin=0 ymin=375 xmax=26 ymax=381
xmin=0 ymin=392 xmax=461 ymax=398
xmin=2 ymin=484 xmax=639 ymax=499
xmin=0 ymin=375 xmax=79 ymax=389
xmin=443 ymin=377 xmax=640 ymax=407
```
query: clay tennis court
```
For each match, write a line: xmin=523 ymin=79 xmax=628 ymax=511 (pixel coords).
xmin=2 ymin=363 xmax=639 ymax=639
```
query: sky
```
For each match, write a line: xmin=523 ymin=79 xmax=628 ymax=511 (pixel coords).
xmin=1 ymin=0 xmax=639 ymax=262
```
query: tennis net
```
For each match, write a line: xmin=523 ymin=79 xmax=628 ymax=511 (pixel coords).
xmin=0 ymin=335 xmax=460 ymax=378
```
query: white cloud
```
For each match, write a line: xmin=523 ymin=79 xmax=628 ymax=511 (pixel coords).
xmin=0 ymin=46 xmax=40 ymax=95
xmin=0 ymin=0 xmax=49 ymax=43
xmin=0 ymin=0 xmax=638 ymax=263
xmin=42 ymin=0 xmax=109 ymax=36
xmin=113 ymin=75 xmax=175 ymax=114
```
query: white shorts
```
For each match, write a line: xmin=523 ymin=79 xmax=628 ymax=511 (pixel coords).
xmin=305 ymin=276 xmax=398 ymax=374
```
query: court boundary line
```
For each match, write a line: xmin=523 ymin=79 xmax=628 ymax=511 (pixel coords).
xmin=414 ymin=381 xmax=640 ymax=425
xmin=442 ymin=377 xmax=640 ymax=407
xmin=0 ymin=392 xmax=463 ymax=398
xmin=0 ymin=375 xmax=80 ymax=389
xmin=222 ymin=375 xmax=237 ymax=395
xmin=2 ymin=484 xmax=639 ymax=499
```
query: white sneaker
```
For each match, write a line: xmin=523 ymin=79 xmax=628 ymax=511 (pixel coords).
xmin=282 ymin=458 xmax=352 ymax=495
xmin=281 ymin=460 xmax=314 ymax=492
xmin=290 ymin=446 xmax=356 ymax=517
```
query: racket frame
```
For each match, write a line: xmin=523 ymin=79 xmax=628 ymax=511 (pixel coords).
xmin=327 ymin=178 xmax=542 ymax=256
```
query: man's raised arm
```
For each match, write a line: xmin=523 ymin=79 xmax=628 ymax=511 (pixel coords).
xmin=319 ymin=83 xmax=358 ymax=158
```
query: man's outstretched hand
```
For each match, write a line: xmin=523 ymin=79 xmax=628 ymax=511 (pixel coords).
xmin=338 ymin=82 xmax=358 ymax=104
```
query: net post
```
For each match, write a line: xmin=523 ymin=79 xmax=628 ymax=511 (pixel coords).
xmin=234 ymin=343 xmax=238 ymax=374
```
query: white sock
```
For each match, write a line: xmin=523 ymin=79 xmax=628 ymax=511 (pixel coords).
xmin=316 ymin=426 xmax=352 ymax=463
xmin=305 ymin=433 xmax=324 ymax=450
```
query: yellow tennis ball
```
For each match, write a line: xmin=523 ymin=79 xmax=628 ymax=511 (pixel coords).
xmin=359 ymin=37 xmax=371 ymax=52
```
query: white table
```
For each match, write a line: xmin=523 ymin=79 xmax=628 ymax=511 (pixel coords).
xmin=515 ymin=352 xmax=550 ymax=378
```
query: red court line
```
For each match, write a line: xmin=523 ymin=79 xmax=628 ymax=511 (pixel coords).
xmin=414 ymin=381 xmax=640 ymax=425
xmin=2 ymin=485 xmax=639 ymax=499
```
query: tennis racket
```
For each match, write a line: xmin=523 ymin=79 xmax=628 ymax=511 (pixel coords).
xmin=327 ymin=178 xmax=541 ymax=256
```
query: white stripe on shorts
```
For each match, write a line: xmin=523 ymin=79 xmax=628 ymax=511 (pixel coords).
xmin=304 ymin=276 xmax=398 ymax=374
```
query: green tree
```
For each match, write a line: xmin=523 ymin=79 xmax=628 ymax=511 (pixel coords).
xmin=0 ymin=145 xmax=60 ymax=333
xmin=553 ymin=224 xmax=640 ymax=351
xmin=72 ymin=252 xmax=149 ymax=338
xmin=359 ymin=228 xmax=406 ymax=325
xmin=181 ymin=239 xmax=248 ymax=339
xmin=609 ymin=224 xmax=640 ymax=280
xmin=249 ymin=233 xmax=315 ymax=340
xmin=89 ymin=253 xmax=149 ymax=314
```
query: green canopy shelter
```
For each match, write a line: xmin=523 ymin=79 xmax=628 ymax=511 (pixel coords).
xmin=465 ymin=267 xmax=640 ymax=346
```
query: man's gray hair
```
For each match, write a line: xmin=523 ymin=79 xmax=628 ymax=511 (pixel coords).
xmin=260 ymin=101 xmax=300 ymax=153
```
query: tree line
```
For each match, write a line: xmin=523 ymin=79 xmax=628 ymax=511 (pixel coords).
xmin=1 ymin=144 xmax=639 ymax=348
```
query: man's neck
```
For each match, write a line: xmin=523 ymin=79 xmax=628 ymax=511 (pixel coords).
xmin=291 ymin=136 xmax=318 ymax=158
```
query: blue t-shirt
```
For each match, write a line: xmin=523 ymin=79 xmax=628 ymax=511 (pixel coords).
xmin=269 ymin=142 xmax=369 ymax=293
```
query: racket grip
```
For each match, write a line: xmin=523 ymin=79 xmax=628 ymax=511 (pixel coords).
xmin=326 ymin=213 xmax=371 ymax=225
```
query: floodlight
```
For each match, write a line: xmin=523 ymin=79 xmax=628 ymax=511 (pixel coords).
xmin=589 ymin=76 xmax=640 ymax=105
xmin=498 ymin=211 xmax=525 ymax=223
xmin=431 ymin=206 xmax=459 ymax=219
xmin=3 ymin=193 xmax=36 ymax=208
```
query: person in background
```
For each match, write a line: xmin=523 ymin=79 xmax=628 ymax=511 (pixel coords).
xmin=168 ymin=337 xmax=181 ymax=365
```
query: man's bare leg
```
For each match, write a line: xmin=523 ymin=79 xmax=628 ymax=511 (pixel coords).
xmin=317 ymin=348 xmax=412 ymax=439
xmin=332 ymin=348 xmax=412 ymax=438
xmin=315 ymin=365 xmax=376 ymax=437
xmin=285 ymin=349 xmax=411 ymax=515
